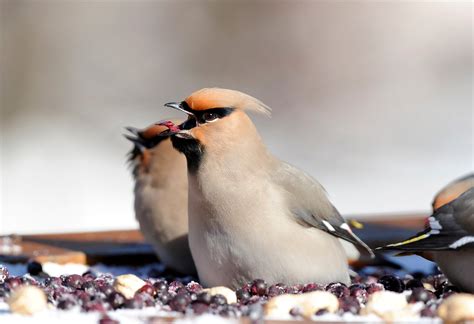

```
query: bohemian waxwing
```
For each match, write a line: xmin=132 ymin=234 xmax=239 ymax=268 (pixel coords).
xmin=126 ymin=121 xmax=196 ymax=274
xmin=160 ymin=88 xmax=373 ymax=289
xmin=380 ymin=173 xmax=474 ymax=293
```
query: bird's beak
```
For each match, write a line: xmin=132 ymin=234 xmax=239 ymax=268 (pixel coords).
xmin=164 ymin=102 xmax=195 ymax=117
xmin=164 ymin=102 xmax=198 ymax=133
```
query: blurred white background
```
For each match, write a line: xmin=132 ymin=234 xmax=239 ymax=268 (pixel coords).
xmin=0 ymin=1 xmax=472 ymax=234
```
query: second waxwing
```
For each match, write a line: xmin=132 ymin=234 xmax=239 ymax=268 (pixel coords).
xmin=126 ymin=121 xmax=196 ymax=274
xmin=160 ymin=88 xmax=373 ymax=289
xmin=379 ymin=174 xmax=474 ymax=293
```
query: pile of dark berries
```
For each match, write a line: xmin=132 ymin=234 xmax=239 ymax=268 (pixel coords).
xmin=0 ymin=262 xmax=460 ymax=322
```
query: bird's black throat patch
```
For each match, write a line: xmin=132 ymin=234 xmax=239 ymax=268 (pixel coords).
xmin=170 ymin=136 xmax=204 ymax=173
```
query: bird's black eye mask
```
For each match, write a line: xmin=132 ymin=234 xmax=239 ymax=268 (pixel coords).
xmin=178 ymin=101 xmax=235 ymax=128
xmin=179 ymin=116 xmax=197 ymax=130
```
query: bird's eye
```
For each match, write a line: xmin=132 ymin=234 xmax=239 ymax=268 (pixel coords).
xmin=202 ymin=112 xmax=219 ymax=123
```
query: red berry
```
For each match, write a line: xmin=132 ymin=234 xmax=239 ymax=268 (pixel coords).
xmin=250 ymin=279 xmax=267 ymax=296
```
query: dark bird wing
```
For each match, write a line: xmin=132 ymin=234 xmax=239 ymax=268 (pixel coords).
xmin=378 ymin=188 xmax=474 ymax=251
xmin=452 ymin=188 xmax=474 ymax=234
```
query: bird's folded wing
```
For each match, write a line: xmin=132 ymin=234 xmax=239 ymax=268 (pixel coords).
xmin=379 ymin=202 xmax=474 ymax=251
xmin=453 ymin=188 xmax=474 ymax=233
xmin=274 ymin=162 xmax=374 ymax=257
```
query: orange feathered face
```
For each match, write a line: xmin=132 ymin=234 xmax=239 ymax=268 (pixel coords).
xmin=125 ymin=119 xmax=182 ymax=158
xmin=164 ymin=87 xmax=270 ymax=140
xmin=125 ymin=120 xmax=182 ymax=149
xmin=125 ymin=120 xmax=183 ymax=177
xmin=161 ymin=88 xmax=270 ymax=172
xmin=183 ymin=88 xmax=266 ymax=112
xmin=137 ymin=123 xmax=175 ymax=140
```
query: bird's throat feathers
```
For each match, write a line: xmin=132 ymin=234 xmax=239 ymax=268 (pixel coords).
xmin=170 ymin=136 xmax=204 ymax=174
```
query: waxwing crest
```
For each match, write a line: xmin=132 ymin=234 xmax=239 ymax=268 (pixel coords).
xmin=184 ymin=88 xmax=271 ymax=116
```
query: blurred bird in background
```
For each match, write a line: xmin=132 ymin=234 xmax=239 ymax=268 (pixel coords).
xmin=379 ymin=174 xmax=474 ymax=292
xmin=160 ymin=88 xmax=373 ymax=288
xmin=126 ymin=121 xmax=196 ymax=275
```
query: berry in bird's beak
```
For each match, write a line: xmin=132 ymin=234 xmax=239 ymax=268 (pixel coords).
xmin=155 ymin=120 xmax=194 ymax=140
xmin=155 ymin=120 xmax=181 ymax=133
xmin=163 ymin=101 xmax=199 ymax=131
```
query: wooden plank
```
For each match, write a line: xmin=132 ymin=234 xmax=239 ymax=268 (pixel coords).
xmin=23 ymin=229 xmax=145 ymax=242
xmin=0 ymin=230 xmax=155 ymax=265
xmin=0 ymin=239 xmax=86 ymax=264
xmin=367 ymin=213 xmax=426 ymax=229
xmin=1 ymin=214 xmax=426 ymax=266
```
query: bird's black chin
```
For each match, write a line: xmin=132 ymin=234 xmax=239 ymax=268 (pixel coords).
xmin=179 ymin=117 xmax=197 ymax=130
xmin=171 ymin=135 xmax=204 ymax=174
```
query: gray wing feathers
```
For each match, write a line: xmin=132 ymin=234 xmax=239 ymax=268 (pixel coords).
xmin=274 ymin=162 xmax=373 ymax=256
xmin=453 ymin=188 xmax=474 ymax=234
